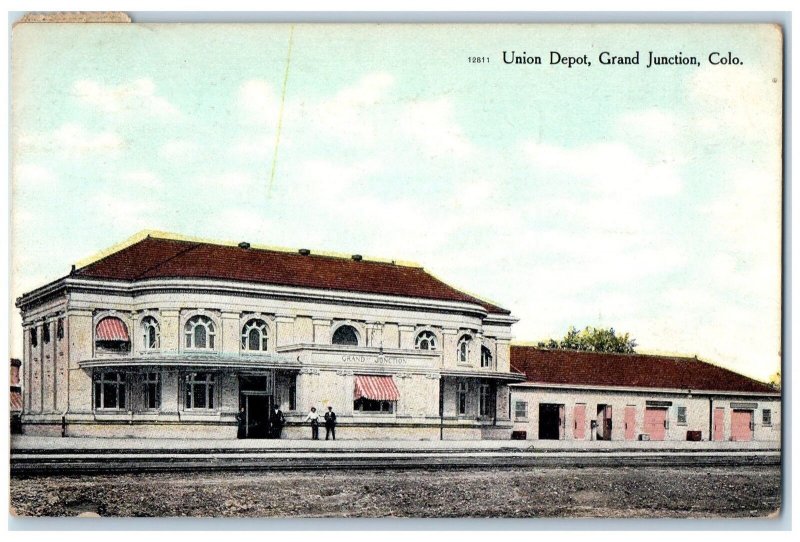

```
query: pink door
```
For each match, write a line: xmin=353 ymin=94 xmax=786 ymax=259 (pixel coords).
xmin=731 ymin=410 xmax=753 ymax=441
xmin=573 ymin=404 xmax=586 ymax=439
xmin=643 ymin=407 xmax=667 ymax=441
xmin=624 ymin=406 xmax=636 ymax=440
xmin=713 ymin=407 xmax=725 ymax=441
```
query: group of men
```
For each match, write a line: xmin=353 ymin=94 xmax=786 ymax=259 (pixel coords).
xmin=235 ymin=404 xmax=338 ymax=440
xmin=304 ymin=406 xmax=338 ymax=440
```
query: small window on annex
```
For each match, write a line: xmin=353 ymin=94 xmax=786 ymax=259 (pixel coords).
xmin=457 ymin=335 xmax=472 ymax=364
xmin=514 ymin=401 xmax=528 ymax=419
xmin=95 ymin=317 xmax=131 ymax=354
xmin=762 ymin=409 xmax=772 ymax=426
xmin=677 ymin=406 xmax=688 ymax=425
xmin=480 ymin=345 xmax=493 ymax=368
xmin=415 ymin=330 xmax=438 ymax=350
xmin=184 ymin=372 xmax=216 ymax=410
xmin=141 ymin=316 xmax=160 ymax=350
xmin=94 ymin=371 xmax=127 ymax=410
xmin=185 ymin=315 xmax=215 ymax=350
xmin=332 ymin=325 xmax=359 ymax=346
xmin=241 ymin=319 xmax=269 ymax=352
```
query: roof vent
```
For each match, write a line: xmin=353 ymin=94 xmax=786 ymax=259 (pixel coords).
xmin=238 ymin=242 xmax=251 ymax=249
xmin=351 ymin=254 xmax=363 ymax=261
xmin=298 ymin=248 xmax=311 ymax=256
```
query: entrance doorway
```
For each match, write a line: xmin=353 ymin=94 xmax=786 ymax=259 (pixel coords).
xmin=538 ymin=403 xmax=564 ymax=440
xmin=596 ymin=404 xmax=613 ymax=440
xmin=239 ymin=374 xmax=274 ymax=439
xmin=713 ymin=407 xmax=725 ymax=441
xmin=242 ymin=394 xmax=272 ymax=438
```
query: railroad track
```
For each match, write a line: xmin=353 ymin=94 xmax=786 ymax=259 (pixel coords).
xmin=11 ymin=449 xmax=781 ymax=474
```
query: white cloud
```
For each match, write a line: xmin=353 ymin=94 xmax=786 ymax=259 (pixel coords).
xmin=18 ymin=123 xmax=124 ymax=156
xmin=13 ymin=163 xmax=58 ymax=188
xmin=687 ymin=66 xmax=781 ymax=142
xmin=159 ymin=139 xmax=199 ymax=161
xmin=523 ymin=140 xmax=683 ymax=200
xmin=72 ymin=78 xmax=181 ymax=117
xmin=399 ymin=97 xmax=473 ymax=158
xmin=237 ymin=80 xmax=279 ymax=126
xmin=196 ymin=170 xmax=262 ymax=191
xmin=121 ymin=170 xmax=163 ymax=189
xmin=89 ymin=193 xmax=162 ymax=232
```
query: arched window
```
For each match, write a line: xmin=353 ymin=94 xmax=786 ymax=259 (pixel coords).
xmin=415 ymin=330 xmax=438 ymax=350
xmin=141 ymin=316 xmax=160 ymax=350
xmin=458 ymin=334 xmax=472 ymax=363
xmin=332 ymin=325 xmax=359 ymax=346
xmin=241 ymin=319 xmax=269 ymax=351
xmin=481 ymin=345 xmax=493 ymax=368
xmin=95 ymin=317 xmax=131 ymax=354
xmin=185 ymin=315 xmax=215 ymax=350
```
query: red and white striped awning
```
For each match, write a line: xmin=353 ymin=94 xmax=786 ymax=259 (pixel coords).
xmin=354 ymin=375 xmax=400 ymax=401
xmin=96 ymin=317 xmax=129 ymax=341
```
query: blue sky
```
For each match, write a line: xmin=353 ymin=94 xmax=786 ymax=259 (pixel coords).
xmin=11 ymin=23 xmax=782 ymax=380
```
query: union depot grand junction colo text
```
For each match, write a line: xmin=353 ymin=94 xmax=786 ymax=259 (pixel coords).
xmin=15 ymin=233 xmax=780 ymax=443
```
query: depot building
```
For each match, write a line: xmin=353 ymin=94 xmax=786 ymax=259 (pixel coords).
xmin=16 ymin=233 xmax=521 ymax=439
xmin=16 ymin=233 xmax=780 ymax=442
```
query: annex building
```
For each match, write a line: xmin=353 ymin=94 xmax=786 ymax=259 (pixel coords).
xmin=16 ymin=233 xmax=780 ymax=442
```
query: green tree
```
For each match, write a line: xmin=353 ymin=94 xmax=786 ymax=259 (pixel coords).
xmin=537 ymin=326 xmax=637 ymax=354
xmin=769 ymin=371 xmax=781 ymax=391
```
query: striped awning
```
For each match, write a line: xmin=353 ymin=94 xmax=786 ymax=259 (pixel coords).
xmin=96 ymin=317 xmax=129 ymax=341
xmin=354 ymin=375 xmax=400 ymax=401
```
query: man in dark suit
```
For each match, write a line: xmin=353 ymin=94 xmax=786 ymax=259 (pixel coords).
xmin=271 ymin=404 xmax=285 ymax=439
xmin=324 ymin=406 xmax=337 ymax=440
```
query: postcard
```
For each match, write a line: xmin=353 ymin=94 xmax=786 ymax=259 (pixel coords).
xmin=9 ymin=20 xmax=783 ymax=519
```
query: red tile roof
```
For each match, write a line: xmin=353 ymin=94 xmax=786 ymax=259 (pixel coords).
xmin=72 ymin=236 xmax=510 ymax=314
xmin=510 ymin=346 xmax=776 ymax=394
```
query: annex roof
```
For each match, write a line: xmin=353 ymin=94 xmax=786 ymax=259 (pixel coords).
xmin=68 ymin=235 xmax=510 ymax=314
xmin=509 ymin=346 xmax=776 ymax=394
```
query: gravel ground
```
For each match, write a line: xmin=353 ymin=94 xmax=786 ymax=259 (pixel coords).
xmin=10 ymin=465 xmax=781 ymax=518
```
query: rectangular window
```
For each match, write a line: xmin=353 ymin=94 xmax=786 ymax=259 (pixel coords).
xmin=56 ymin=318 xmax=64 ymax=340
xmin=93 ymin=371 xmax=127 ymax=410
xmin=515 ymin=401 xmax=528 ymax=419
xmin=42 ymin=322 xmax=51 ymax=344
xmin=457 ymin=382 xmax=467 ymax=415
xmin=762 ymin=409 xmax=772 ymax=426
xmin=184 ymin=372 xmax=216 ymax=410
xmin=353 ymin=398 xmax=395 ymax=413
xmin=677 ymin=406 xmax=687 ymax=425
xmin=144 ymin=372 xmax=161 ymax=410
xmin=479 ymin=383 xmax=493 ymax=416
xmin=289 ymin=378 xmax=297 ymax=411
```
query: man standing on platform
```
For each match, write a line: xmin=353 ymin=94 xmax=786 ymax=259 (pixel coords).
xmin=304 ymin=406 xmax=320 ymax=440
xmin=271 ymin=404 xmax=285 ymax=439
xmin=324 ymin=405 xmax=337 ymax=440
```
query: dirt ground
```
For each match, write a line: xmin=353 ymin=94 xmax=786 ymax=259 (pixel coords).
xmin=10 ymin=465 xmax=781 ymax=518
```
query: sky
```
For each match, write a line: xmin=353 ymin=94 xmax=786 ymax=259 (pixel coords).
xmin=10 ymin=23 xmax=782 ymax=381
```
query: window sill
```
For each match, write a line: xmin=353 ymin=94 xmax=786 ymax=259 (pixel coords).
xmin=515 ymin=417 xmax=529 ymax=422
